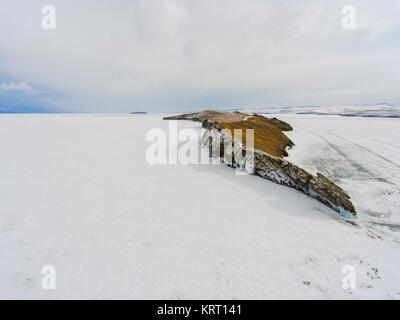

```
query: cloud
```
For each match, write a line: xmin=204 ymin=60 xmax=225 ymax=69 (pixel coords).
xmin=0 ymin=81 xmax=32 ymax=92
xmin=0 ymin=0 xmax=399 ymax=112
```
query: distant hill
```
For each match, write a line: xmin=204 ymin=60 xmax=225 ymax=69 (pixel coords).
xmin=238 ymin=103 xmax=400 ymax=118
xmin=129 ymin=111 xmax=147 ymax=114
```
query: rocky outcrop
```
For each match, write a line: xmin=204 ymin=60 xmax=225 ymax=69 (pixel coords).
xmin=165 ymin=110 xmax=357 ymax=218
xmin=164 ymin=110 xmax=293 ymax=131
xmin=166 ymin=110 xmax=294 ymax=158
xmin=164 ymin=110 xmax=224 ymax=122
xmin=253 ymin=151 xmax=356 ymax=218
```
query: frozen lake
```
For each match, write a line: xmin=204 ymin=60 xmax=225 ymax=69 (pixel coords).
xmin=0 ymin=113 xmax=399 ymax=299
xmin=278 ymin=114 xmax=400 ymax=239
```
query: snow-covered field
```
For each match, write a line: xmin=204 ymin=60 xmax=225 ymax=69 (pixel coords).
xmin=0 ymin=114 xmax=399 ymax=299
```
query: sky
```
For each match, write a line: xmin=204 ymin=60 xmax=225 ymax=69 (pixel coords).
xmin=0 ymin=0 xmax=399 ymax=113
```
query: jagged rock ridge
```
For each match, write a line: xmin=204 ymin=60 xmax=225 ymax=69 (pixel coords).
xmin=164 ymin=110 xmax=357 ymax=218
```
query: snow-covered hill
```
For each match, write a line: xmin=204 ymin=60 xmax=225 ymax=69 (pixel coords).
xmin=0 ymin=114 xmax=399 ymax=299
xmin=238 ymin=104 xmax=400 ymax=118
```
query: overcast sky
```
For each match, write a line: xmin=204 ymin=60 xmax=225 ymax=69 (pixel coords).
xmin=0 ymin=0 xmax=399 ymax=112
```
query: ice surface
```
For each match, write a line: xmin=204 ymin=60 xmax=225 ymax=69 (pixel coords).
xmin=0 ymin=114 xmax=399 ymax=299
xmin=280 ymin=114 xmax=400 ymax=234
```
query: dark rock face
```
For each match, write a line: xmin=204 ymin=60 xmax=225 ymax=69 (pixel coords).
xmin=252 ymin=151 xmax=356 ymax=218
xmin=202 ymin=119 xmax=221 ymax=130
